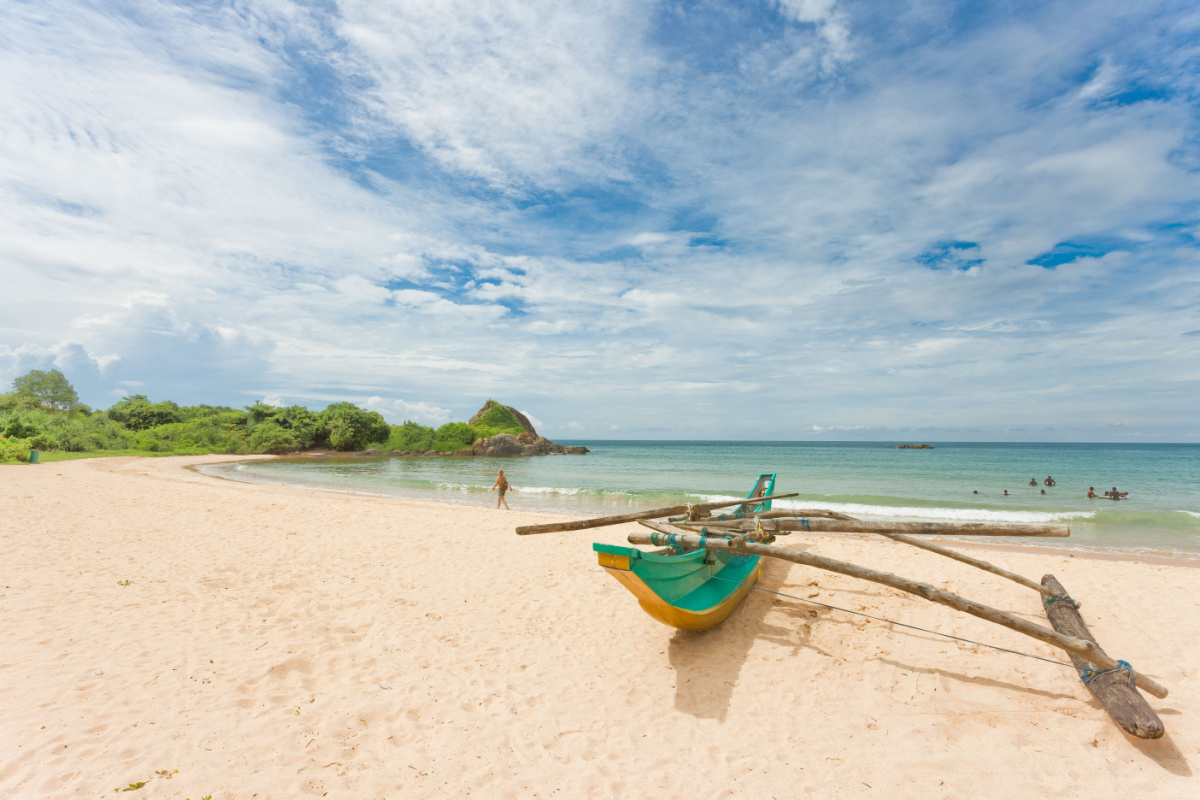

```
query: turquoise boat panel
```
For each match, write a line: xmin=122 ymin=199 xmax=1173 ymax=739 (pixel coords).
xmin=593 ymin=543 xmax=760 ymax=613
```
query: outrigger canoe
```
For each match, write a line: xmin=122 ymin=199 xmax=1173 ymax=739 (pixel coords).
xmin=593 ymin=473 xmax=776 ymax=631
xmin=515 ymin=475 xmax=1170 ymax=739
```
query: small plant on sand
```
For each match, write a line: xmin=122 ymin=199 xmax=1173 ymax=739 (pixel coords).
xmin=117 ymin=579 xmax=131 ymax=586
xmin=116 ymin=781 xmax=145 ymax=791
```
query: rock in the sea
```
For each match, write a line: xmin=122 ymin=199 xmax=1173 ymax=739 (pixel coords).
xmin=454 ymin=448 xmax=474 ymax=457
xmin=480 ymin=433 xmax=523 ymax=457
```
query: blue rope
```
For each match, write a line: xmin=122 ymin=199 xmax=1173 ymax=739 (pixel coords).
xmin=1080 ymin=660 xmax=1135 ymax=688
xmin=1042 ymin=593 xmax=1080 ymax=610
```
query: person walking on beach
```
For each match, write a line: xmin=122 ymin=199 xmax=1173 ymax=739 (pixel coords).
xmin=492 ymin=469 xmax=510 ymax=510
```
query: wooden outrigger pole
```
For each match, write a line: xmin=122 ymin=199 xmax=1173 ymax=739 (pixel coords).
xmin=514 ymin=492 xmax=799 ymax=535
xmin=634 ymin=521 xmax=1168 ymax=700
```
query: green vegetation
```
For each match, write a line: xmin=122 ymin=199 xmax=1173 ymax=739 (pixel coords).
xmin=471 ymin=400 xmax=527 ymax=438
xmin=0 ymin=370 xmax=533 ymax=462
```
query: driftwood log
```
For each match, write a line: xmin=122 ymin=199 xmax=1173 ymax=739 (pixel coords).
xmin=633 ymin=522 xmax=1167 ymax=699
xmin=1041 ymin=574 xmax=1164 ymax=739
xmin=513 ymin=493 xmax=798 ymax=535
xmin=878 ymin=533 xmax=1056 ymax=598
xmin=687 ymin=518 xmax=1071 ymax=538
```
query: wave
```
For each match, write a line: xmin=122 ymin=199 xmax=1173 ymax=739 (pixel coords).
xmin=688 ymin=494 xmax=1094 ymax=524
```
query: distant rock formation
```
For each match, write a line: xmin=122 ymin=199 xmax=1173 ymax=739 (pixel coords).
xmin=897 ymin=443 xmax=934 ymax=449
xmin=468 ymin=400 xmax=537 ymax=436
xmin=472 ymin=432 xmax=587 ymax=458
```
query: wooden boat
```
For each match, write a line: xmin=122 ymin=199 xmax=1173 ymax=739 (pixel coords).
xmin=592 ymin=474 xmax=776 ymax=631
xmin=515 ymin=476 xmax=1170 ymax=739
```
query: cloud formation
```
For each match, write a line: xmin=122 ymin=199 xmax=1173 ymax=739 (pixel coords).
xmin=1 ymin=0 xmax=1197 ymax=440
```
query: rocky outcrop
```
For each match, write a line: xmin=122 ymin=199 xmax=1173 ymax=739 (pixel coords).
xmin=469 ymin=432 xmax=588 ymax=458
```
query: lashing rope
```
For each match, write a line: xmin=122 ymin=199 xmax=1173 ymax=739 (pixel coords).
xmin=1080 ymin=660 xmax=1135 ymax=688
xmin=1042 ymin=592 xmax=1080 ymax=610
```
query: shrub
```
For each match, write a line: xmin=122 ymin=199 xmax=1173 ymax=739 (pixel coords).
xmin=247 ymin=422 xmax=302 ymax=454
xmin=319 ymin=402 xmax=390 ymax=451
xmin=0 ymin=436 xmax=32 ymax=464
xmin=385 ymin=421 xmax=435 ymax=451
xmin=432 ymin=422 xmax=477 ymax=452
xmin=1 ymin=409 xmax=47 ymax=440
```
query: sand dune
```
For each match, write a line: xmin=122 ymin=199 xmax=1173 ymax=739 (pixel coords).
xmin=0 ymin=455 xmax=1195 ymax=798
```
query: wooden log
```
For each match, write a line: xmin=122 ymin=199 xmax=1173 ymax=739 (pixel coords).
xmin=513 ymin=493 xmax=799 ymax=535
xmin=878 ymin=533 xmax=1055 ymax=598
xmin=671 ymin=508 xmax=855 ymax=523
xmin=688 ymin=518 xmax=1071 ymax=538
xmin=633 ymin=521 xmax=1167 ymax=699
xmin=1041 ymin=574 xmax=1164 ymax=739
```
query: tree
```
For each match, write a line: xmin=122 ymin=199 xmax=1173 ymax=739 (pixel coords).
xmin=319 ymin=402 xmax=390 ymax=451
xmin=9 ymin=369 xmax=81 ymax=411
xmin=107 ymin=395 xmax=183 ymax=431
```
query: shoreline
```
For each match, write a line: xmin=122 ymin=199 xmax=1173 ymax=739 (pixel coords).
xmin=189 ymin=455 xmax=1200 ymax=568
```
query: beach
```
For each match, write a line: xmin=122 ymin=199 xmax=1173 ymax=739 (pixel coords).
xmin=1 ymin=455 xmax=1196 ymax=798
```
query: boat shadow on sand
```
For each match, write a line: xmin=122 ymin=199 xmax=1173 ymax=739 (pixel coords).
xmin=668 ymin=549 xmax=841 ymax=721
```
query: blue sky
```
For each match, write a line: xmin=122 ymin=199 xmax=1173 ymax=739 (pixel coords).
xmin=1 ymin=0 xmax=1198 ymax=441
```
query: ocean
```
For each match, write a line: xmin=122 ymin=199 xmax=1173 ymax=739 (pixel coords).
xmin=198 ymin=441 xmax=1200 ymax=558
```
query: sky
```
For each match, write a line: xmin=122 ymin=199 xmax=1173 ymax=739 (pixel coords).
xmin=1 ymin=0 xmax=1198 ymax=441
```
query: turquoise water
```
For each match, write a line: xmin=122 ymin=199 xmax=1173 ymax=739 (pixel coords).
xmin=200 ymin=442 xmax=1200 ymax=557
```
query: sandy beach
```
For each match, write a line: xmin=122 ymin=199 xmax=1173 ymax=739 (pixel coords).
xmin=1 ymin=455 xmax=1196 ymax=799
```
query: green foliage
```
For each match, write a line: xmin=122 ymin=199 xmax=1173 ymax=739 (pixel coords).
xmin=319 ymin=402 xmax=390 ymax=451
xmin=472 ymin=400 xmax=527 ymax=438
xmin=10 ymin=369 xmax=81 ymax=411
xmin=246 ymin=422 xmax=301 ymax=454
xmin=107 ymin=395 xmax=184 ymax=431
xmin=0 ymin=436 xmax=32 ymax=464
xmin=384 ymin=420 xmax=435 ymax=451
xmin=246 ymin=403 xmax=319 ymax=449
xmin=432 ymin=422 xmax=476 ymax=452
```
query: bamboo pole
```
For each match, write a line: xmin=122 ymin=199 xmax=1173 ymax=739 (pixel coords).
xmin=513 ymin=493 xmax=799 ymax=535
xmin=876 ymin=533 xmax=1055 ymax=598
xmin=687 ymin=518 xmax=1071 ymax=538
xmin=633 ymin=521 xmax=1167 ymax=699
xmin=671 ymin=508 xmax=855 ymax=523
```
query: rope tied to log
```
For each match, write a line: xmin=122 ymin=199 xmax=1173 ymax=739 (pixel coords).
xmin=648 ymin=531 xmax=688 ymax=554
xmin=1042 ymin=592 xmax=1081 ymax=610
xmin=1081 ymin=660 xmax=1136 ymax=688
xmin=730 ymin=517 xmax=776 ymax=551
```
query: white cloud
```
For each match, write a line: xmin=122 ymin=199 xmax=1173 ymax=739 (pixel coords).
xmin=364 ymin=396 xmax=455 ymax=426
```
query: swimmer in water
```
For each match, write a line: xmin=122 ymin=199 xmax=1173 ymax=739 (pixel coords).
xmin=1029 ymin=478 xmax=1038 ymax=486
xmin=1087 ymin=487 xmax=1096 ymax=498
xmin=1003 ymin=490 xmax=1009 ymax=496
xmin=1045 ymin=476 xmax=1056 ymax=486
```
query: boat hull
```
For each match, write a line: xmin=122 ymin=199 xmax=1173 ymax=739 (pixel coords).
xmin=594 ymin=544 xmax=761 ymax=631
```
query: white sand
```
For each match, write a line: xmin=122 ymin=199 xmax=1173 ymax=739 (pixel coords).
xmin=1 ymin=455 xmax=1196 ymax=798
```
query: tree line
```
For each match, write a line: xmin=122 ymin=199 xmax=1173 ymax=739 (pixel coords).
xmin=0 ymin=369 xmax=524 ymax=464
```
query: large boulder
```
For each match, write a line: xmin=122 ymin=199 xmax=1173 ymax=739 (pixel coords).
xmin=479 ymin=433 xmax=523 ymax=457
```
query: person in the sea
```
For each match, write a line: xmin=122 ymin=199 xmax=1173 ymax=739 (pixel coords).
xmin=1105 ymin=486 xmax=1128 ymax=501
xmin=1087 ymin=487 xmax=1096 ymax=498
xmin=1045 ymin=476 xmax=1056 ymax=486
xmin=1029 ymin=478 xmax=1038 ymax=486
xmin=1040 ymin=489 xmax=1046 ymax=494
xmin=492 ymin=469 xmax=510 ymax=510
xmin=1003 ymin=490 xmax=1009 ymax=496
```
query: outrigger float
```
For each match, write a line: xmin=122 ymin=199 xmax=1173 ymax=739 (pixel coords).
xmin=516 ymin=474 xmax=1167 ymax=739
